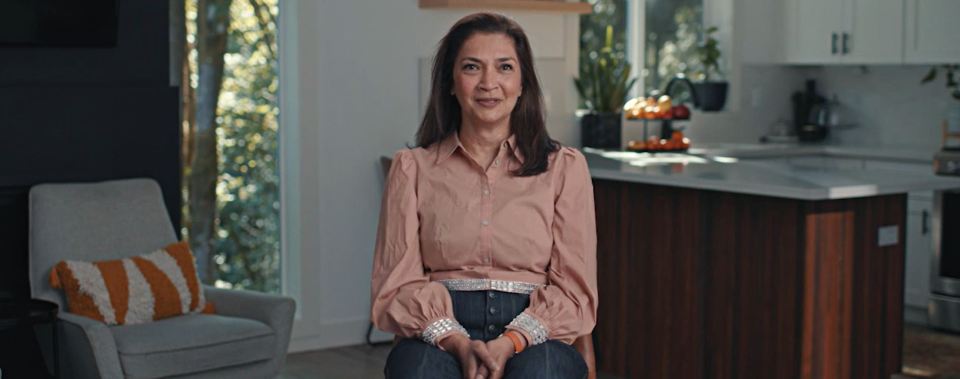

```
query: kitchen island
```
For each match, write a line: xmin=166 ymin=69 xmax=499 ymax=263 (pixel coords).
xmin=586 ymin=145 xmax=960 ymax=379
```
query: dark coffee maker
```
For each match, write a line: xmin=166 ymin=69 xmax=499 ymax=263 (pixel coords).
xmin=792 ymin=80 xmax=828 ymax=142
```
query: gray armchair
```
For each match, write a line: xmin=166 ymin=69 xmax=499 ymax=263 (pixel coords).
xmin=28 ymin=178 xmax=295 ymax=379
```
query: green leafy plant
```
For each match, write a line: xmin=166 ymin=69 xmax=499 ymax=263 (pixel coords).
xmin=574 ymin=25 xmax=637 ymax=113
xmin=921 ymin=64 xmax=960 ymax=101
xmin=695 ymin=26 xmax=722 ymax=81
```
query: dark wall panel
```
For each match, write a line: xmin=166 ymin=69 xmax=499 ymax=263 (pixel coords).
xmin=0 ymin=187 xmax=28 ymax=299
xmin=0 ymin=2 xmax=177 ymax=301
xmin=0 ymin=1 xmax=168 ymax=86
xmin=0 ymin=86 xmax=180 ymax=194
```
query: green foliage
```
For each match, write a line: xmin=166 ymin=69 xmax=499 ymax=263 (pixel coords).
xmin=921 ymin=64 xmax=960 ymax=101
xmin=578 ymin=0 xmax=631 ymax=112
xmin=184 ymin=0 xmax=281 ymax=293
xmin=214 ymin=0 xmax=280 ymax=293
xmin=696 ymin=26 xmax=722 ymax=81
xmin=574 ymin=25 xmax=637 ymax=113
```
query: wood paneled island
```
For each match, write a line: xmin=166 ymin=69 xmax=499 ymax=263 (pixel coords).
xmin=585 ymin=146 xmax=960 ymax=379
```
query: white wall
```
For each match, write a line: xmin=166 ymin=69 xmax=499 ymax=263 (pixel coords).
xmin=694 ymin=64 xmax=957 ymax=150
xmin=281 ymin=0 xmax=582 ymax=351
xmin=682 ymin=64 xmax=804 ymax=144
xmin=803 ymin=65 xmax=954 ymax=151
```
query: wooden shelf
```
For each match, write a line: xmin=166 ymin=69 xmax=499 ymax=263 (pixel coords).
xmin=418 ymin=0 xmax=592 ymax=14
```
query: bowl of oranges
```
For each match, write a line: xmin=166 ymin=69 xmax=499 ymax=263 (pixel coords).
xmin=627 ymin=131 xmax=691 ymax=153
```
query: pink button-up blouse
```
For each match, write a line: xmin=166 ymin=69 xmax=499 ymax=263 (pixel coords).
xmin=370 ymin=132 xmax=598 ymax=346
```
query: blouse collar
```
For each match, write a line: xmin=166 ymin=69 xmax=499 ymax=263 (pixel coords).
xmin=435 ymin=131 xmax=524 ymax=165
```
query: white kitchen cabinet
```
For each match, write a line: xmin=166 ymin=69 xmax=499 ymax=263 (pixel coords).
xmin=782 ymin=0 xmax=903 ymax=64
xmin=904 ymin=0 xmax=960 ymax=63
xmin=845 ymin=0 xmax=905 ymax=63
xmin=905 ymin=191 xmax=934 ymax=309
xmin=783 ymin=0 xmax=844 ymax=63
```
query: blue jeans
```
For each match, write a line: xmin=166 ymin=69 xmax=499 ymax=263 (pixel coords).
xmin=384 ymin=290 xmax=587 ymax=379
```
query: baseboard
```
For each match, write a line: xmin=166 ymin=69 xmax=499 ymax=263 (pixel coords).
xmin=288 ymin=318 xmax=393 ymax=353
xmin=904 ymin=304 xmax=928 ymax=327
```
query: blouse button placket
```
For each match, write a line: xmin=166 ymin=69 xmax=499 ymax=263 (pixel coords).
xmin=480 ymin=171 xmax=493 ymax=265
xmin=479 ymin=145 xmax=509 ymax=267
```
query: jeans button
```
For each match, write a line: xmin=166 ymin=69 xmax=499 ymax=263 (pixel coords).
xmin=489 ymin=307 xmax=497 ymax=315
xmin=487 ymin=292 xmax=496 ymax=299
xmin=487 ymin=324 xmax=497 ymax=333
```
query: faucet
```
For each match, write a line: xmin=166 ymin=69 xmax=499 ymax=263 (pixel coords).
xmin=654 ymin=74 xmax=701 ymax=140
xmin=663 ymin=74 xmax=700 ymax=109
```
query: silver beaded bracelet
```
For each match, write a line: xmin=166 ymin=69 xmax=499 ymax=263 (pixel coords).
xmin=506 ymin=312 xmax=549 ymax=345
xmin=421 ymin=318 xmax=469 ymax=346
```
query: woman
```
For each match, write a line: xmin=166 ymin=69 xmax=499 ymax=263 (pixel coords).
xmin=371 ymin=13 xmax=597 ymax=379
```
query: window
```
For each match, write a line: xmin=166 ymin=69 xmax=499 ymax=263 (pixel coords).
xmin=641 ymin=0 xmax=703 ymax=99
xmin=180 ymin=0 xmax=281 ymax=293
xmin=579 ymin=0 xmax=629 ymax=104
xmin=580 ymin=0 xmax=705 ymax=100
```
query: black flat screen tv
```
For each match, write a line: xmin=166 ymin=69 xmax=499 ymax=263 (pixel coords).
xmin=0 ymin=0 xmax=118 ymax=47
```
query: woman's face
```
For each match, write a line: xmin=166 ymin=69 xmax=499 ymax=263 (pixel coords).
xmin=452 ymin=32 xmax=522 ymax=129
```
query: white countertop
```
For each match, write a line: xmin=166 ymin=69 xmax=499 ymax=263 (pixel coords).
xmin=688 ymin=142 xmax=936 ymax=163
xmin=584 ymin=144 xmax=960 ymax=200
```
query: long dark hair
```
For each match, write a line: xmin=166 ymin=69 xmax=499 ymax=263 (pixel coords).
xmin=416 ymin=13 xmax=559 ymax=177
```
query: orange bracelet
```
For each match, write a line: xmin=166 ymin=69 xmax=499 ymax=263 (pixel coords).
xmin=504 ymin=330 xmax=525 ymax=354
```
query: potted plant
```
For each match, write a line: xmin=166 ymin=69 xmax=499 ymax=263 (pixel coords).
xmin=922 ymin=64 xmax=960 ymax=150
xmin=692 ymin=26 xmax=728 ymax=112
xmin=574 ymin=25 xmax=637 ymax=149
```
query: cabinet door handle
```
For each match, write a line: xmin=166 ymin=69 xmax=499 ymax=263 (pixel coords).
xmin=841 ymin=32 xmax=850 ymax=54
xmin=922 ymin=209 xmax=929 ymax=235
xmin=831 ymin=32 xmax=839 ymax=55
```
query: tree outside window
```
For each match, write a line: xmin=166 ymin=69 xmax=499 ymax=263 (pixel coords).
xmin=178 ymin=0 xmax=281 ymax=293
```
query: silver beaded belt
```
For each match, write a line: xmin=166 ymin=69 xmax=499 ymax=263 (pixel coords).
xmin=436 ymin=279 xmax=544 ymax=295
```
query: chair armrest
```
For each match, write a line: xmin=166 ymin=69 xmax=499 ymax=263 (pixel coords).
xmin=203 ymin=285 xmax=297 ymax=363
xmin=572 ymin=334 xmax=596 ymax=379
xmin=58 ymin=312 xmax=124 ymax=379
xmin=203 ymin=285 xmax=296 ymax=328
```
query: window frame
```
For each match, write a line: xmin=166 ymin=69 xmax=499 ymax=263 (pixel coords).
xmin=278 ymin=0 xmax=302 ymax=316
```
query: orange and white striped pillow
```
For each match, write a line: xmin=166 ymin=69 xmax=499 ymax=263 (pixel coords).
xmin=49 ymin=241 xmax=209 ymax=325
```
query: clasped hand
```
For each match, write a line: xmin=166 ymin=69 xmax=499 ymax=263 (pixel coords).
xmin=439 ymin=334 xmax=516 ymax=379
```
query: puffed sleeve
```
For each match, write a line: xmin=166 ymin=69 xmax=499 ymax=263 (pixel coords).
xmin=370 ymin=150 xmax=470 ymax=346
xmin=505 ymin=148 xmax=598 ymax=345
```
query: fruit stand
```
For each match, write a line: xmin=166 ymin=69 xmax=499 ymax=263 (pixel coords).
xmin=623 ymin=95 xmax=691 ymax=152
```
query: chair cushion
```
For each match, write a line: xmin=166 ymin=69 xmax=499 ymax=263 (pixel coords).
xmin=111 ymin=313 xmax=275 ymax=378
xmin=49 ymin=241 xmax=207 ymax=325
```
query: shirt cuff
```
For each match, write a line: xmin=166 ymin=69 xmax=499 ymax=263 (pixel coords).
xmin=421 ymin=317 xmax=469 ymax=347
xmin=506 ymin=312 xmax=549 ymax=346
